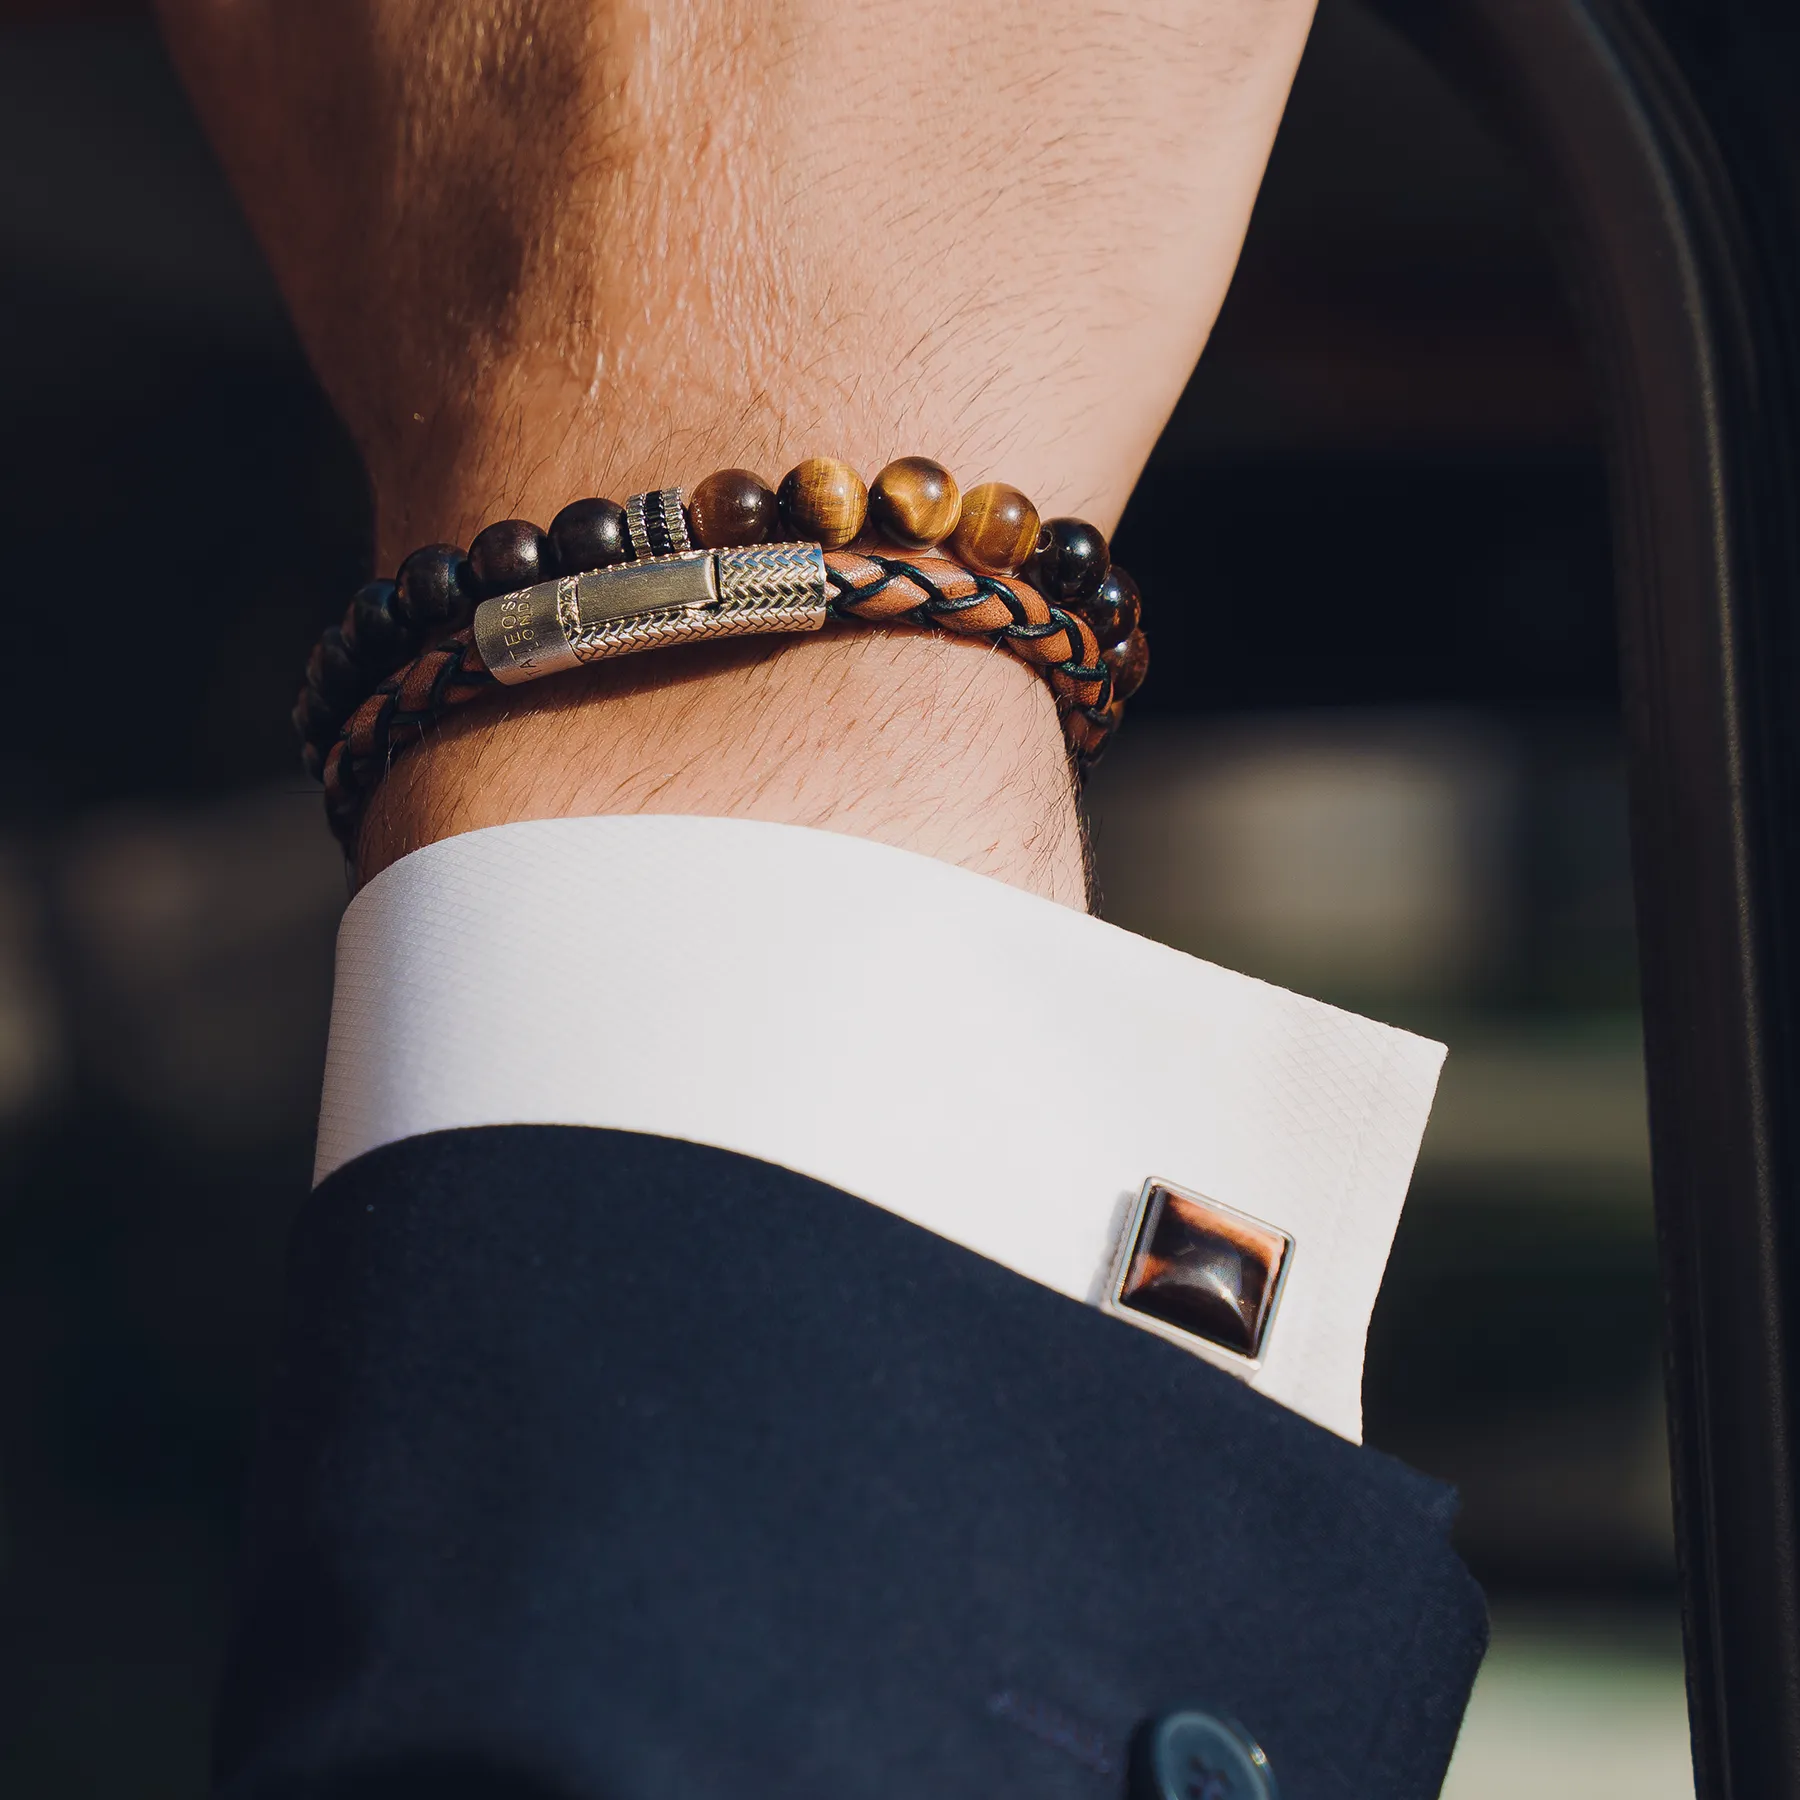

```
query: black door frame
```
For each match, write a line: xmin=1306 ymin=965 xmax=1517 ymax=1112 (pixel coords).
xmin=1369 ymin=2 xmax=1800 ymax=1792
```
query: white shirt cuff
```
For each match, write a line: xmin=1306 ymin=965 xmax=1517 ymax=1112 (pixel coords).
xmin=314 ymin=815 xmax=1445 ymax=1443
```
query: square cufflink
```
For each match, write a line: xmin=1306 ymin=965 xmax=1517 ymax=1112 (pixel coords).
xmin=1103 ymin=1178 xmax=1294 ymax=1371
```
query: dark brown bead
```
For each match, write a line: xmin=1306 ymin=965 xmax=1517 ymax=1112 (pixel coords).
xmin=394 ymin=543 xmax=471 ymax=631
xmin=300 ymin=739 xmax=327 ymax=784
xmin=1104 ymin=628 xmax=1149 ymax=701
xmin=306 ymin=626 xmax=363 ymax=711
xmin=868 ymin=456 xmax=961 ymax=550
xmin=1084 ymin=565 xmax=1141 ymax=650
xmin=292 ymin=681 xmax=337 ymax=752
xmin=948 ymin=481 xmax=1040 ymax=575
xmin=687 ymin=468 xmax=778 ymax=548
xmin=1025 ymin=517 xmax=1110 ymax=605
xmin=777 ymin=457 xmax=868 ymax=548
xmin=469 ymin=519 xmax=553 ymax=596
xmin=549 ymin=497 xmax=630 ymax=573
xmin=345 ymin=578 xmax=411 ymax=670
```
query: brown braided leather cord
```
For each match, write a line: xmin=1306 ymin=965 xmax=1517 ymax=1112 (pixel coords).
xmin=322 ymin=632 xmax=496 ymax=844
xmin=825 ymin=550 xmax=1120 ymax=762
xmin=322 ymin=549 xmax=1122 ymax=849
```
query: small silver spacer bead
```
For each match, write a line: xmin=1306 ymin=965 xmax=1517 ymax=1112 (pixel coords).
xmin=625 ymin=487 xmax=691 ymax=560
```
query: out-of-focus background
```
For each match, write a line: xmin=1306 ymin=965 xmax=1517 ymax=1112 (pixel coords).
xmin=0 ymin=4 xmax=1690 ymax=1795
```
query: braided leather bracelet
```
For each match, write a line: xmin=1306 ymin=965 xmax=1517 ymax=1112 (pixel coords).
xmin=321 ymin=547 xmax=1122 ymax=848
xmin=300 ymin=457 xmax=1149 ymax=847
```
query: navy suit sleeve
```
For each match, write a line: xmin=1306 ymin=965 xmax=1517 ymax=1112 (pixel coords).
xmin=213 ymin=1125 xmax=1485 ymax=1799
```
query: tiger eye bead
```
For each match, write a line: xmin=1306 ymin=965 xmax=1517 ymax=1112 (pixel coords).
xmin=1084 ymin=565 xmax=1141 ymax=650
xmin=949 ymin=481 xmax=1040 ymax=575
xmin=549 ymin=497 xmax=630 ymax=573
xmin=394 ymin=543 xmax=471 ymax=631
xmin=868 ymin=456 xmax=961 ymax=551
xmin=687 ymin=468 xmax=779 ymax=548
xmin=1025 ymin=517 xmax=1111 ymax=606
xmin=1104 ymin=628 xmax=1150 ymax=701
xmin=777 ymin=457 xmax=868 ymax=549
xmin=469 ymin=519 xmax=553 ymax=596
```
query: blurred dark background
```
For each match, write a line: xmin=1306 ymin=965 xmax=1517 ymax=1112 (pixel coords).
xmin=0 ymin=4 xmax=1685 ymax=1794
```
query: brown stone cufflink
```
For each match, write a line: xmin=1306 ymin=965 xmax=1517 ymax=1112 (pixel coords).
xmin=1104 ymin=1179 xmax=1293 ymax=1368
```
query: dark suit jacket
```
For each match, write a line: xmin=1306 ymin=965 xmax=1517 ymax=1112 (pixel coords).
xmin=212 ymin=1125 xmax=1485 ymax=1798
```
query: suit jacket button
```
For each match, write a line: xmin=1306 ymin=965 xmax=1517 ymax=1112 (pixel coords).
xmin=1131 ymin=1710 xmax=1278 ymax=1800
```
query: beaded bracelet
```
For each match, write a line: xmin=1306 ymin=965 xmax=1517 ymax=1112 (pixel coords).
xmin=294 ymin=457 xmax=1149 ymax=845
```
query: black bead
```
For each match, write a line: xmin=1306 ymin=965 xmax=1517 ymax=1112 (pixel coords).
xmin=1025 ymin=517 xmax=1111 ymax=606
xmin=549 ymin=497 xmax=630 ymax=574
xmin=1084 ymin=564 xmax=1140 ymax=650
xmin=305 ymin=626 xmax=363 ymax=711
xmin=394 ymin=542 xmax=471 ymax=631
xmin=292 ymin=682 xmax=337 ymax=752
xmin=345 ymin=578 xmax=412 ymax=670
xmin=469 ymin=518 xmax=554 ymax=596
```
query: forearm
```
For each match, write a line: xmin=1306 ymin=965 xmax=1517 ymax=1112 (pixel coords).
xmin=159 ymin=17 xmax=1496 ymax=1794
xmin=159 ymin=0 xmax=1314 ymax=896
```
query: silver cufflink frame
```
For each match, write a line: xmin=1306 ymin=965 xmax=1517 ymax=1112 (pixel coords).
xmin=1101 ymin=1176 xmax=1295 ymax=1376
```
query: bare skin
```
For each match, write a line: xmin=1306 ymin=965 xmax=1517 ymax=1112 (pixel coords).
xmin=156 ymin=0 xmax=1316 ymax=899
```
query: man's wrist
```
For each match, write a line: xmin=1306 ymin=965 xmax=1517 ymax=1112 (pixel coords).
xmin=356 ymin=623 xmax=1089 ymax=907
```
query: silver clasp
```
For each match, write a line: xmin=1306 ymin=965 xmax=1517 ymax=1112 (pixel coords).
xmin=473 ymin=544 xmax=828 ymax=685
